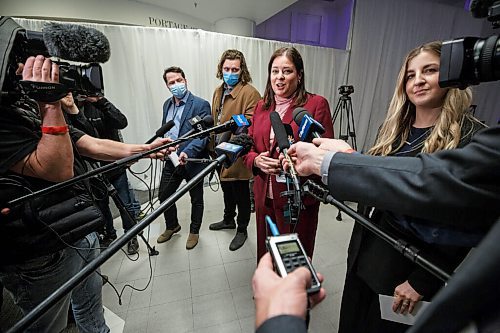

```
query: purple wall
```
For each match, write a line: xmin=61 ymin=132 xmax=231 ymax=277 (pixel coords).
xmin=256 ymin=0 xmax=354 ymax=50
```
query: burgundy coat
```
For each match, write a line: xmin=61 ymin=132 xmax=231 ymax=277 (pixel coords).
xmin=244 ymin=93 xmax=334 ymax=259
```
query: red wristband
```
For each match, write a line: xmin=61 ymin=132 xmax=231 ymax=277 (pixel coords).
xmin=341 ymin=148 xmax=356 ymax=154
xmin=41 ymin=125 xmax=69 ymax=135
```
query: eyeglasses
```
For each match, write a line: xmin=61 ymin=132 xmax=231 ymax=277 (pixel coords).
xmin=223 ymin=67 xmax=240 ymax=73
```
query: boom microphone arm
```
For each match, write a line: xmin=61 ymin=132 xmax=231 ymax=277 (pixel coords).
xmin=7 ymin=117 xmax=250 ymax=207
xmin=302 ymin=180 xmax=451 ymax=282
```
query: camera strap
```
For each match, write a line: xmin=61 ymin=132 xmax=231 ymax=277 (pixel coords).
xmin=19 ymin=80 xmax=69 ymax=103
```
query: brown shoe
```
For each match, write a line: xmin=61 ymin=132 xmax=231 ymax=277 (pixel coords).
xmin=157 ymin=225 xmax=181 ymax=243
xmin=186 ymin=233 xmax=199 ymax=250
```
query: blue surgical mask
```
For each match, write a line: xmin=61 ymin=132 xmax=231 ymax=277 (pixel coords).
xmin=223 ymin=72 xmax=239 ymax=87
xmin=170 ymin=82 xmax=187 ymax=99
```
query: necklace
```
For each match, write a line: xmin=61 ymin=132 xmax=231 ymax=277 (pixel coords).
xmin=404 ymin=127 xmax=432 ymax=146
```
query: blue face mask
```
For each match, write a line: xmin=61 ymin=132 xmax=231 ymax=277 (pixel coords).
xmin=170 ymin=82 xmax=187 ymax=99
xmin=223 ymin=72 xmax=239 ymax=87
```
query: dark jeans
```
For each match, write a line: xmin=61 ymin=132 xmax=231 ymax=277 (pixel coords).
xmin=110 ymin=171 xmax=140 ymax=232
xmin=221 ymin=179 xmax=251 ymax=232
xmin=158 ymin=163 xmax=204 ymax=234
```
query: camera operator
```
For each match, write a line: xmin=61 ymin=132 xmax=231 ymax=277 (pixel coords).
xmin=61 ymin=92 xmax=143 ymax=255
xmin=0 ymin=55 xmax=171 ymax=333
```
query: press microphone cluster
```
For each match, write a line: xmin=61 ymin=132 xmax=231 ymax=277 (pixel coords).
xmin=269 ymin=111 xmax=301 ymax=191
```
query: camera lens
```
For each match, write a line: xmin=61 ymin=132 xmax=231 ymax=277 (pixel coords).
xmin=474 ymin=35 xmax=500 ymax=82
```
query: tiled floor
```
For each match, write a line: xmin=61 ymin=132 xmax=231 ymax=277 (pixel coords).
xmin=102 ymin=185 xmax=354 ymax=333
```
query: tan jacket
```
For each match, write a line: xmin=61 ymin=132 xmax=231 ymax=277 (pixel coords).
xmin=211 ymin=81 xmax=261 ymax=181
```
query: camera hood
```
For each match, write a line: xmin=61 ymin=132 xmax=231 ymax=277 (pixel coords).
xmin=0 ymin=17 xmax=24 ymax=104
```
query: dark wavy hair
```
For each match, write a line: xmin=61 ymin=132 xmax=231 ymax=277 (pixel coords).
xmin=263 ymin=47 xmax=307 ymax=109
xmin=216 ymin=49 xmax=252 ymax=84
xmin=163 ymin=66 xmax=185 ymax=85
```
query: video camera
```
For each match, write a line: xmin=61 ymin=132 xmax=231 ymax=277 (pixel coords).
xmin=439 ymin=0 xmax=500 ymax=88
xmin=338 ymin=85 xmax=354 ymax=96
xmin=0 ymin=17 xmax=108 ymax=104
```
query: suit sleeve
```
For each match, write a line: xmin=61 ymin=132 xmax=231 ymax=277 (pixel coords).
xmin=93 ymin=97 xmax=128 ymax=129
xmin=327 ymin=126 xmax=500 ymax=228
xmin=180 ymin=99 xmax=211 ymax=158
xmin=256 ymin=315 xmax=307 ymax=333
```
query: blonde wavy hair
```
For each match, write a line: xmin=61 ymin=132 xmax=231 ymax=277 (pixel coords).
xmin=368 ymin=41 xmax=473 ymax=156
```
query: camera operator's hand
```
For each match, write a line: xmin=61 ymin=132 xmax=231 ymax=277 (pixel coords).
xmin=253 ymin=253 xmax=326 ymax=329
xmin=23 ymin=56 xmax=61 ymax=111
xmin=85 ymin=96 xmax=103 ymax=103
xmin=10 ymin=56 xmax=75 ymax=182
xmin=61 ymin=93 xmax=80 ymax=114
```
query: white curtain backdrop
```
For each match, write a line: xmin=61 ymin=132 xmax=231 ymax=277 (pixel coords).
xmin=14 ymin=18 xmax=349 ymax=190
xmin=348 ymin=0 xmax=500 ymax=150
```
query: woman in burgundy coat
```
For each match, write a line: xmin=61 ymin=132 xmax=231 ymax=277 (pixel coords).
xmin=243 ymin=47 xmax=334 ymax=261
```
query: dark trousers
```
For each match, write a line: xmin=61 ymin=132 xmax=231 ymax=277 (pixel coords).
xmin=221 ymin=180 xmax=251 ymax=232
xmin=339 ymin=271 xmax=410 ymax=333
xmin=158 ymin=163 xmax=204 ymax=234
xmin=95 ymin=196 xmax=116 ymax=237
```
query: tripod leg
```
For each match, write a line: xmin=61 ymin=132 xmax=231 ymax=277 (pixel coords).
xmin=347 ymin=100 xmax=358 ymax=150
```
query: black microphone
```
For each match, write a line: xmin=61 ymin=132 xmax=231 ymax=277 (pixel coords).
xmin=269 ymin=112 xmax=301 ymax=191
xmin=182 ymin=115 xmax=251 ymax=140
xmin=178 ymin=115 xmax=214 ymax=139
xmin=41 ymin=22 xmax=111 ymax=63
xmin=184 ymin=158 xmax=212 ymax=163
xmin=215 ymin=133 xmax=254 ymax=168
xmin=145 ymin=120 xmax=175 ymax=144
xmin=292 ymin=107 xmax=325 ymax=142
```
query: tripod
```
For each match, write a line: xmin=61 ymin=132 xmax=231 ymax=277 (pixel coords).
xmin=332 ymin=86 xmax=357 ymax=221
xmin=332 ymin=88 xmax=358 ymax=150
xmin=101 ymin=176 xmax=159 ymax=256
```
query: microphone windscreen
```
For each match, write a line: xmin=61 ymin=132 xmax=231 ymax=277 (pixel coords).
xmin=156 ymin=120 xmax=175 ymax=137
xmin=202 ymin=115 xmax=214 ymax=128
xmin=217 ymin=131 xmax=232 ymax=145
xmin=229 ymin=133 xmax=254 ymax=156
xmin=42 ymin=22 xmax=111 ymax=63
xmin=292 ymin=107 xmax=308 ymax=126
xmin=270 ymin=111 xmax=290 ymax=151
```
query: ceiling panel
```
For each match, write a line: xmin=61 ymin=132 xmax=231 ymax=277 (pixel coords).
xmin=134 ymin=0 xmax=298 ymax=25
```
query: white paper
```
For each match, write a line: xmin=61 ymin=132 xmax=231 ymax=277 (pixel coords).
xmin=379 ymin=294 xmax=430 ymax=325
xmin=168 ymin=151 xmax=180 ymax=167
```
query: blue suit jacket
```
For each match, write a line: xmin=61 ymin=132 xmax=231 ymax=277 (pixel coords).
xmin=162 ymin=92 xmax=211 ymax=177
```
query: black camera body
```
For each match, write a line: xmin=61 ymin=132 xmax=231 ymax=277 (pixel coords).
xmin=339 ymin=85 xmax=354 ymax=96
xmin=0 ymin=17 xmax=105 ymax=104
xmin=439 ymin=0 xmax=500 ymax=88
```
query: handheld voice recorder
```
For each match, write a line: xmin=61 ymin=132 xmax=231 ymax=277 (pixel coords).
xmin=266 ymin=232 xmax=321 ymax=294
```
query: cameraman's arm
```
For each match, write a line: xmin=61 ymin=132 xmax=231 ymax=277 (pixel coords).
xmin=10 ymin=56 xmax=74 ymax=182
xmin=75 ymin=135 xmax=172 ymax=160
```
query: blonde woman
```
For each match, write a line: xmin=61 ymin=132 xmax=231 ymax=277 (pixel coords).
xmin=338 ymin=41 xmax=486 ymax=333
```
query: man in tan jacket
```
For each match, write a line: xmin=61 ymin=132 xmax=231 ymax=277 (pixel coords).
xmin=209 ymin=49 xmax=261 ymax=251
